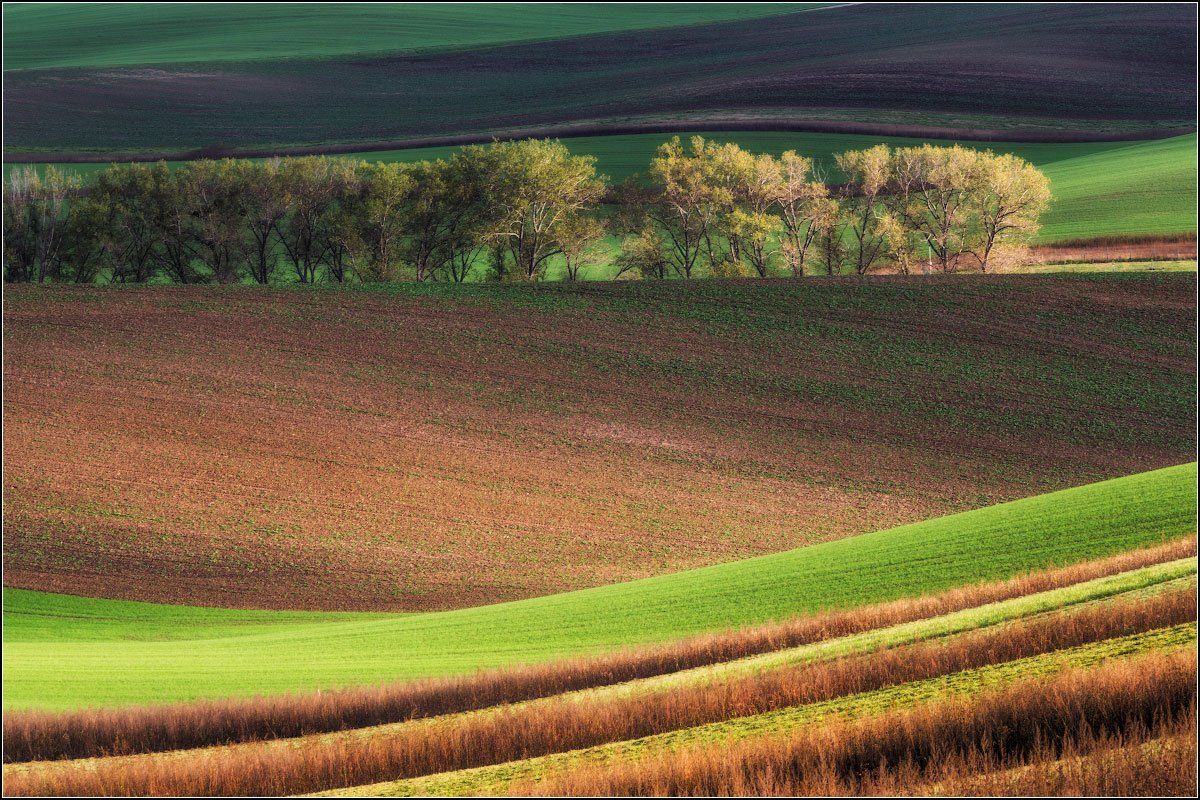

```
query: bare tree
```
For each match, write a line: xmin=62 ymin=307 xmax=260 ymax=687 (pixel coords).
xmin=774 ymin=153 xmax=827 ymax=278
xmin=277 ymin=157 xmax=350 ymax=284
xmin=559 ymin=215 xmax=606 ymax=281
xmin=3 ymin=166 xmax=79 ymax=283
xmin=239 ymin=159 xmax=287 ymax=285
xmin=624 ymin=136 xmax=727 ymax=279
xmin=405 ymin=156 xmax=489 ymax=283
xmin=812 ymin=198 xmax=849 ymax=276
xmin=181 ymin=159 xmax=250 ymax=284
xmin=348 ymin=161 xmax=413 ymax=282
xmin=472 ymin=139 xmax=606 ymax=282
xmin=614 ymin=225 xmax=670 ymax=280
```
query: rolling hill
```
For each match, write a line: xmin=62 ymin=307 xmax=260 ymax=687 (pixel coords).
xmin=3 ymin=275 xmax=1195 ymax=614
xmin=3 ymin=3 xmax=1194 ymax=157
xmin=3 ymin=462 xmax=1195 ymax=710
xmin=2 ymin=4 xmax=1197 ymax=795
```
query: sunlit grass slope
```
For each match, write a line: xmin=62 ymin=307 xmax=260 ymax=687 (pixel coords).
xmin=3 ymin=463 xmax=1194 ymax=710
xmin=1036 ymin=135 xmax=1198 ymax=241
xmin=1 ymin=3 xmax=825 ymax=70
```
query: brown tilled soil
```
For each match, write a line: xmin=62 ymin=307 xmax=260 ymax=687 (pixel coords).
xmin=3 ymin=277 xmax=1195 ymax=610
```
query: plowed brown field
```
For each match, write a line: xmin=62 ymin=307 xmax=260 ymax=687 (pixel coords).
xmin=3 ymin=276 xmax=1195 ymax=610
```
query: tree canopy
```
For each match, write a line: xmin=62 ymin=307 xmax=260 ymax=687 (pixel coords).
xmin=4 ymin=138 xmax=1050 ymax=284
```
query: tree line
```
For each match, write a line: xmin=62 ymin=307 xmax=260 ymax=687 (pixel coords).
xmin=3 ymin=137 xmax=1050 ymax=285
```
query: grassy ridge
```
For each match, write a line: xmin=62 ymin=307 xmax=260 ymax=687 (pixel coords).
xmin=7 ymin=130 xmax=1166 ymax=182
xmin=3 ymin=464 xmax=1195 ymax=710
xmin=8 ymin=546 xmax=1189 ymax=763
xmin=2 ymin=3 xmax=825 ymax=71
xmin=8 ymin=133 xmax=1195 ymax=244
xmin=8 ymin=588 xmax=1192 ymax=795
xmin=1037 ymin=136 xmax=1199 ymax=241
xmin=1026 ymin=262 xmax=1197 ymax=274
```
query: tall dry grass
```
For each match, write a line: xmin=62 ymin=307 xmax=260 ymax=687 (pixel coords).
xmin=1037 ymin=232 xmax=1197 ymax=249
xmin=7 ymin=537 xmax=1192 ymax=764
xmin=524 ymin=650 xmax=1197 ymax=796
xmin=922 ymin=729 xmax=1197 ymax=797
xmin=1030 ymin=233 xmax=1198 ymax=263
xmin=5 ymin=586 xmax=1193 ymax=797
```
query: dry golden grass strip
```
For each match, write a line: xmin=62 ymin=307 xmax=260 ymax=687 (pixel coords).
xmin=921 ymin=728 xmax=1197 ymax=797
xmin=524 ymin=649 xmax=1197 ymax=797
xmin=7 ymin=538 xmax=1193 ymax=764
xmin=5 ymin=587 xmax=1193 ymax=797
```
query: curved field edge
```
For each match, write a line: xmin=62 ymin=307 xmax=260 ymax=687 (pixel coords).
xmin=8 ymin=554 xmax=1188 ymax=770
xmin=7 ymin=586 xmax=1192 ymax=797
xmin=504 ymin=648 xmax=1198 ymax=798
xmin=6 ymin=132 xmax=1196 ymax=246
xmin=2 ymin=463 xmax=1196 ymax=710
xmin=1 ymin=4 xmax=831 ymax=71
xmin=320 ymin=625 xmax=1199 ymax=797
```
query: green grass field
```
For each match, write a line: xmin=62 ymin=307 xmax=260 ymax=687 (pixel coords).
xmin=1 ymin=3 xmax=827 ymax=71
xmin=2 ymin=8 xmax=1194 ymax=791
xmin=8 ymin=132 xmax=1195 ymax=246
xmin=20 ymin=130 xmax=1175 ymax=183
xmin=1036 ymin=135 xmax=1199 ymax=241
xmin=10 ymin=561 xmax=1181 ymax=785
xmin=3 ymin=463 xmax=1194 ymax=710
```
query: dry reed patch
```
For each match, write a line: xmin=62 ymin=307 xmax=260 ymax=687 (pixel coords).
xmin=522 ymin=649 xmax=1197 ymax=796
xmin=1031 ymin=233 xmax=1197 ymax=264
xmin=920 ymin=729 xmax=1197 ymax=797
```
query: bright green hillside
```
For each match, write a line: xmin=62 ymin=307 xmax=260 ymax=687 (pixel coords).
xmin=8 ymin=133 xmax=1195 ymax=244
xmin=3 ymin=463 xmax=1195 ymax=710
xmin=1036 ymin=134 xmax=1199 ymax=241
xmin=2 ymin=2 xmax=827 ymax=71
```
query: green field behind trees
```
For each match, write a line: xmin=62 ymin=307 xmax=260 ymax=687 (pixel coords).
xmin=4 ymin=463 xmax=1195 ymax=710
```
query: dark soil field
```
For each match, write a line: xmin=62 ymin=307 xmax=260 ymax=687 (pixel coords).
xmin=3 ymin=276 xmax=1195 ymax=611
xmin=5 ymin=3 xmax=1194 ymax=157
